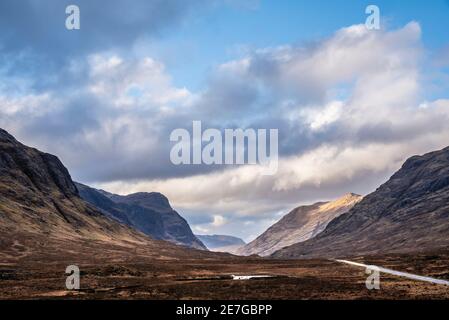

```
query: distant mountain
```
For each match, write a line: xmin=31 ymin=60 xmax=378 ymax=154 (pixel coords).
xmin=273 ymin=146 xmax=449 ymax=259
xmin=0 ymin=128 xmax=201 ymax=261
xmin=237 ymin=193 xmax=362 ymax=256
xmin=196 ymin=234 xmax=245 ymax=253
xmin=76 ymin=183 xmax=206 ymax=250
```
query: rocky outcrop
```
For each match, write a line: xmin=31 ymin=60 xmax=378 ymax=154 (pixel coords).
xmin=273 ymin=147 xmax=449 ymax=259
xmin=238 ymin=193 xmax=362 ymax=256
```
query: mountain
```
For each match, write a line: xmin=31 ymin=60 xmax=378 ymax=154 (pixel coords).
xmin=76 ymin=183 xmax=206 ymax=250
xmin=237 ymin=193 xmax=362 ymax=256
xmin=0 ymin=128 xmax=210 ymax=263
xmin=273 ymin=146 xmax=449 ymax=259
xmin=196 ymin=234 xmax=245 ymax=253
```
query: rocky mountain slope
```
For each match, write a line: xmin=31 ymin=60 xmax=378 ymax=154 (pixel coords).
xmin=196 ymin=234 xmax=245 ymax=253
xmin=238 ymin=193 xmax=362 ymax=256
xmin=0 ymin=129 xmax=211 ymax=263
xmin=273 ymin=146 xmax=449 ymax=259
xmin=76 ymin=183 xmax=206 ymax=250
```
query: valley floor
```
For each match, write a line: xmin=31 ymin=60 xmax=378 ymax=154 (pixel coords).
xmin=1 ymin=247 xmax=448 ymax=299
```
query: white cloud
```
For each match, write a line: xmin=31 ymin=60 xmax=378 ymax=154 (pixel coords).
xmin=301 ymin=100 xmax=343 ymax=131
xmin=0 ymin=93 xmax=54 ymax=116
xmin=211 ymin=215 xmax=227 ymax=227
xmin=87 ymin=54 xmax=193 ymax=108
xmin=220 ymin=22 xmax=422 ymax=105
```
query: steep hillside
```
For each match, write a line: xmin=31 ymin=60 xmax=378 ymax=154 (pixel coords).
xmin=76 ymin=183 xmax=206 ymax=250
xmin=273 ymin=147 xmax=449 ymax=259
xmin=0 ymin=129 xmax=209 ymax=263
xmin=238 ymin=193 xmax=362 ymax=256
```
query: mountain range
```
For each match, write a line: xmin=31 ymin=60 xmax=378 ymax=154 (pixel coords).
xmin=2 ymin=126 xmax=449 ymax=264
xmin=76 ymin=183 xmax=206 ymax=250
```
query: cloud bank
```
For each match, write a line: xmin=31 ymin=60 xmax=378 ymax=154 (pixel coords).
xmin=1 ymin=5 xmax=448 ymax=240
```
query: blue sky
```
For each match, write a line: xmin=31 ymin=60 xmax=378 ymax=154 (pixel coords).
xmin=1 ymin=1 xmax=449 ymax=240
xmin=153 ymin=0 xmax=449 ymax=91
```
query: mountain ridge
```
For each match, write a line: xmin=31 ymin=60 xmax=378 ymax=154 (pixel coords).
xmin=237 ymin=193 xmax=362 ymax=256
xmin=76 ymin=182 xmax=206 ymax=250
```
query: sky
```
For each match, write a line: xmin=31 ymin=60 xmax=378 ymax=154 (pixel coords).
xmin=1 ymin=0 xmax=449 ymax=241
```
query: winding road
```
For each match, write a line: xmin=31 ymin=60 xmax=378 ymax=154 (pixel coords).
xmin=336 ymin=259 xmax=449 ymax=286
